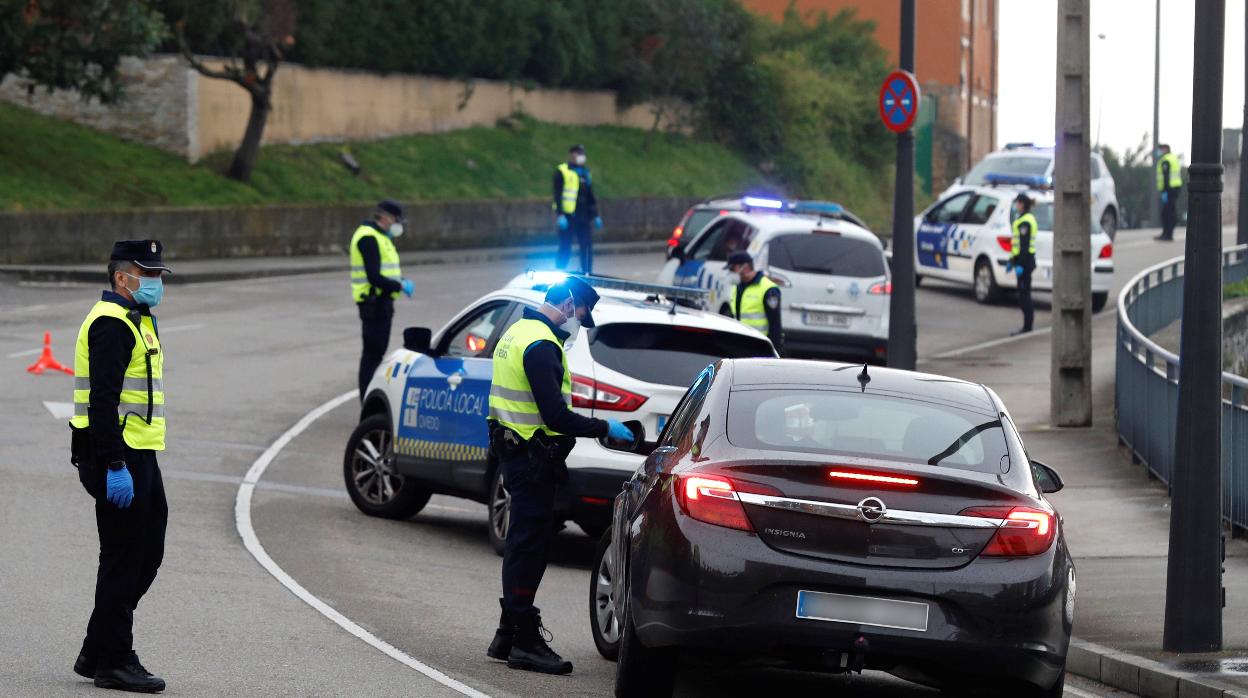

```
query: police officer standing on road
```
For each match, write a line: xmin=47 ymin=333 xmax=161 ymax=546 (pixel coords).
xmin=350 ymin=200 xmax=416 ymax=400
xmin=485 ymin=277 xmax=633 ymax=675
xmin=68 ymin=241 xmax=171 ymax=693
xmin=1155 ymin=144 xmax=1183 ymax=241
xmin=1008 ymin=193 xmax=1038 ymax=336
xmin=553 ymin=145 xmax=602 ymax=274
xmin=726 ymin=251 xmax=784 ymax=354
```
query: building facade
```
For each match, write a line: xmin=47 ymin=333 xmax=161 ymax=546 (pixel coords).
xmin=744 ymin=0 xmax=998 ymax=195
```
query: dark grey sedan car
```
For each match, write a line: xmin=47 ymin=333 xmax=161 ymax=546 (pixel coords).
xmin=589 ymin=358 xmax=1074 ymax=697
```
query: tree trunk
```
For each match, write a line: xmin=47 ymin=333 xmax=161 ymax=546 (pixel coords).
xmin=226 ymin=89 xmax=271 ymax=182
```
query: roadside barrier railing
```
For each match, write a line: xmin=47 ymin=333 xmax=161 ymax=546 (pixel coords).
xmin=1115 ymin=243 xmax=1248 ymax=533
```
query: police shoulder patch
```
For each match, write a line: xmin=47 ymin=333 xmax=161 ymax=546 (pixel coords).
xmin=765 ymin=289 xmax=781 ymax=309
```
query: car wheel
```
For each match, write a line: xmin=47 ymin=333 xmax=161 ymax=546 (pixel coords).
xmin=590 ymin=529 xmax=621 ymax=660
xmin=487 ymin=468 xmax=510 ymax=556
xmin=1100 ymin=207 xmax=1117 ymax=239
xmin=615 ymin=603 xmax=677 ymax=697
xmin=343 ymin=414 xmax=430 ymax=519
xmin=974 ymin=257 xmax=1003 ymax=304
xmin=1092 ymin=291 xmax=1108 ymax=314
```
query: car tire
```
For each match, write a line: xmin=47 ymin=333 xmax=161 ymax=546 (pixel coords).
xmin=974 ymin=257 xmax=1003 ymax=304
xmin=589 ymin=529 xmax=621 ymax=661
xmin=343 ymin=414 xmax=430 ymax=519
xmin=615 ymin=603 xmax=677 ymax=697
xmin=487 ymin=467 xmax=510 ymax=556
xmin=1092 ymin=291 xmax=1108 ymax=314
xmin=1100 ymin=207 xmax=1117 ymax=239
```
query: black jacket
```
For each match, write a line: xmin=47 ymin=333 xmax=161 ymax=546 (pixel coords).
xmin=356 ymin=220 xmax=403 ymax=299
xmin=733 ymin=272 xmax=784 ymax=353
xmin=87 ymin=291 xmax=156 ymax=468
xmin=520 ymin=307 xmax=609 ymax=438
xmin=552 ymin=165 xmax=598 ymax=221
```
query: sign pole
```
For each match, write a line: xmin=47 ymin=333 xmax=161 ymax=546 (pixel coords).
xmin=887 ymin=0 xmax=918 ymax=371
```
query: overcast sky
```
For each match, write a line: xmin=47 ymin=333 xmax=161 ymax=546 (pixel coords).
xmin=997 ymin=0 xmax=1246 ymax=160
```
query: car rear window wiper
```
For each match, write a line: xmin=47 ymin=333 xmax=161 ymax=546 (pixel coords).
xmin=927 ymin=420 xmax=1000 ymax=466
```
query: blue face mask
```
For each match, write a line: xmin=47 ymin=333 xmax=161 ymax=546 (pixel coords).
xmin=124 ymin=273 xmax=164 ymax=307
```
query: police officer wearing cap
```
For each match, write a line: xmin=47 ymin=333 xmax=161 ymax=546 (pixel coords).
xmin=726 ymin=251 xmax=784 ymax=354
xmin=350 ymin=199 xmax=416 ymax=400
xmin=485 ymin=277 xmax=633 ymax=675
xmin=553 ymin=145 xmax=602 ymax=274
xmin=68 ymin=241 xmax=171 ymax=692
xmin=1007 ymin=193 xmax=1038 ymax=335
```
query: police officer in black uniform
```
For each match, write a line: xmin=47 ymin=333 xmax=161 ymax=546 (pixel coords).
xmin=1008 ymin=193 xmax=1039 ymax=336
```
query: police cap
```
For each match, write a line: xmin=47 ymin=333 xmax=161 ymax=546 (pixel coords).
xmin=377 ymin=199 xmax=405 ymax=222
xmin=724 ymin=251 xmax=754 ymax=270
xmin=547 ymin=276 xmax=600 ymax=328
xmin=110 ymin=240 xmax=171 ymax=273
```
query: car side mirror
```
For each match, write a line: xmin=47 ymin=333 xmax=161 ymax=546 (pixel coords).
xmin=599 ymin=421 xmax=650 ymax=454
xmin=1031 ymin=459 xmax=1064 ymax=494
xmin=403 ymin=327 xmax=433 ymax=354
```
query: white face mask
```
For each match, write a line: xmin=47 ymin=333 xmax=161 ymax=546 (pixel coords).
xmin=388 ymin=222 xmax=404 ymax=238
xmin=573 ymin=154 xmax=586 ymax=166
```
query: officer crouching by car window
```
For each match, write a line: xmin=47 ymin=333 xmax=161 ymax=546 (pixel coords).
xmin=485 ymin=277 xmax=634 ymax=675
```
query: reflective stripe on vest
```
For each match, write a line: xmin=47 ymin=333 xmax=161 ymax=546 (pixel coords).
xmin=736 ymin=276 xmax=779 ymax=332
xmin=488 ymin=318 xmax=571 ymax=440
xmin=554 ymin=163 xmax=579 ymax=215
xmin=69 ymin=300 xmax=166 ymax=451
xmin=1156 ymin=152 xmax=1182 ymax=190
xmin=1012 ymin=213 xmax=1038 ymax=256
xmin=349 ymin=225 xmax=402 ymax=302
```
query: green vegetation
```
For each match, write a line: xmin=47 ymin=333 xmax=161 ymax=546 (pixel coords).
xmin=0 ymin=105 xmax=765 ymax=211
xmin=1227 ymin=277 xmax=1248 ymax=300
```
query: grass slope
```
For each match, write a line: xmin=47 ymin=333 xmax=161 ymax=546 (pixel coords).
xmin=0 ymin=104 xmax=766 ymax=211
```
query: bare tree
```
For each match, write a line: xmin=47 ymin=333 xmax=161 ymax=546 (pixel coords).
xmin=176 ymin=0 xmax=295 ymax=182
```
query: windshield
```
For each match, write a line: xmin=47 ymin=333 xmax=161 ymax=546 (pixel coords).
xmin=727 ymin=388 xmax=1010 ymax=474
xmin=768 ymin=233 xmax=885 ymax=278
xmin=964 ymin=155 xmax=1051 ymax=185
xmin=590 ymin=324 xmax=774 ymax=387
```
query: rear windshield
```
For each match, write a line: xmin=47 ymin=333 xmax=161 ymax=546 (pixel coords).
xmin=590 ymin=324 xmax=774 ymax=387
xmin=684 ymin=210 xmax=719 ymax=239
xmin=768 ymin=233 xmax=885 ymax=278
xmin=964 ymin=155 xmax=1051 ymax=184
xmin=727 ymin=388 xmax=1010 ymax=474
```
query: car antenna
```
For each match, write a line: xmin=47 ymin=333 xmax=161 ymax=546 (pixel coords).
xmin=857 ymin=364 xmax=871 ymax=393
xmin=668 ymin=297 xmax=678 ymax=316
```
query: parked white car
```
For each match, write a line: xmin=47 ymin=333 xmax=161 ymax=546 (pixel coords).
xmin=342 ymin=272 xmax=777 ymax=553
xmin=914 ymin=185 xmax=1114 ymax=312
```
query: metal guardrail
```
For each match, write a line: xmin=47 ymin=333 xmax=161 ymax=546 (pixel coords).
xmin=1115 ymin=244 xmax=1248 ymax=532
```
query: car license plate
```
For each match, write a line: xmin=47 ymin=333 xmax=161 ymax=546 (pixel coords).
xmin=804 ymin=311 xmax=851 ymax=328
xmin=795 ymin=590 xmax=929 ymax=632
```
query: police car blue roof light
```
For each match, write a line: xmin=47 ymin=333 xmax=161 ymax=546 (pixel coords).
xmin=742 ymin=196 xmax=785 ymax=210
xmin=523 ymin=270 xmax=568 ymax=287
xmin=983 ymin=172 xmax=1052 ymax=189
xmin=790 ymin=201 xmax=844 ymax=214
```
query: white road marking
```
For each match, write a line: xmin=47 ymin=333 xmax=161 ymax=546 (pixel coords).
xmin=1064 ymin=684 xmax=1102 ymax=698
xmin=159 ymin=323 xmax=205 ymax=334
xmin=43 ymin=401 xmax=75 ymax=419
xmin=919 ymin=305 xmax=1116 ymax=364
xmin=235 ymin=389 xmax=492 ymax=698
xmin=6 ymin=347 xmax=41 ymax=359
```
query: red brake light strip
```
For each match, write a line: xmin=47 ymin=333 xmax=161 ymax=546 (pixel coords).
xmin=828 ymin=470 xmax=919 ymax=487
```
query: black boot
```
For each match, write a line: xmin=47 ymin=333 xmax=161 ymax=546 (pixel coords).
xmin=486 ymin=598 xmax=513 ymax=661
xmin=74 ymin=651 xmax=96 ymax=679
xmin=94 ymin=661 xmax=165 ymax=693
xmin=507 ymin=612 xmax=573 ymax=675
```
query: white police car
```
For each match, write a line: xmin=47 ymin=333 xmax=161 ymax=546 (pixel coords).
xmin=657 ymin=197 xmax=891 ymax=362
xmin=343 ymin=273 xmax=777 ymax=552
xmin=914 ymin=183 xmax=1114 ymax=312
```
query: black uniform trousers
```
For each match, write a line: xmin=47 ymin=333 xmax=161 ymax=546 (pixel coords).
xmin=82 ymin=449 xmax=167 ymax=669
xmin=357 ymin=297 xmax=395 ymax=400
xmin=556 ymin=216 xmax=594 ymax=274
xmin=500 ymin=449 xmax=559 ymax=619
xmin=1017 ymin=266 xmax=1035 ymax=331
xmin=1160 ymin=186 xmax=1180 ymax=240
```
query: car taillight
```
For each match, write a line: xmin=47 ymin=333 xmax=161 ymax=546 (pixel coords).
xmin=1099 ymin=243 xmax=1113 ymax=259
xmin=667 ymin=226 xmax=684 ymax=247
xmin=677 ymin=475 xmax=753 ymax=531
xmin=466 ymin=334 xmax=487 ymax=352
xmin=867 ymin=281 xmax=892 ymax=295
xmin=996 ymin=235 xmax=1013 ymax=253
xmin=828 ymin=469 xmax=917 ymax=487
xmin=768 ymin=270 xmax=792 ymax=287
xmin=961 ymin=506 xmax=1056 ymax=556
xmin=570 ymin=374 xmax=648 ymax=412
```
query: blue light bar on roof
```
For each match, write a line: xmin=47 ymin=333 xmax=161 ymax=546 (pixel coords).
xmin=984 ymin=173 xmax=1052 ymax=188
xmin=524 ymin=270 xmax=568 ymax=287
xmin=790 ymin=200 xmax=844 ymax=214
xmin=742 ymin=195 xmax=785 ymax=210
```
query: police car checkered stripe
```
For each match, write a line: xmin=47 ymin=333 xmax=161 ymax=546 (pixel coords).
xmin=393 ymin=436 xmax=488 ymax=462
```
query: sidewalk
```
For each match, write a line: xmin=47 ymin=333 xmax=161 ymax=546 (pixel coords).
xmin=0 ymin=240 xmax=665 ymax=284
xmin=923 ymin=305 xmax=1248 ymax=696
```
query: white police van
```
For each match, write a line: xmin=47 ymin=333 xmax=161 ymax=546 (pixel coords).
xmin=914 ymin=181 xmax=1114 ymax=312
xmin=657 ymin=197 xmax=891 ymax=362
xmin=343 ymin=273 xmax=776 ymax=553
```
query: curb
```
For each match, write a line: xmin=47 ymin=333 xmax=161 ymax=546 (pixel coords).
xmin=0 ymin=240 xmax=667 ymax=285
xmin=1067 ymin=638 xmax=1248 ymax=697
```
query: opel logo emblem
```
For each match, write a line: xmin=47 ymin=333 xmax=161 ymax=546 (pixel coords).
xmin=857 ymin=497 xmax=886 ymax=523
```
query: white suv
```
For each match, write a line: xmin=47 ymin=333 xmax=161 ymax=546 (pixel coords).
xmin=944 ymin=144 xmax=1120 ymax=237
xmin=343 ymin=273 xmax=777 ymax=552
xmin=657 ymin=198 xmax=891 ymax=362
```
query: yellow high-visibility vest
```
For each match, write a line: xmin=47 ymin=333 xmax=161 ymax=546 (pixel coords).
xmin=554 ymin=163 xmax=579 ymax=215
xmin=349 ymin=224 xmax=402 ymax=302
xmin=1012 ymin=212 xmax=1038 ymax=256
xmin=1156 ymin=152 xmax=1182 ymax=191
xmin=488 ymin=318 xmax=571 ymax=440
xmin=69 ymin=300 xmax=166 ymax=451
xmin=736 ymin=275 xmax=779 ymax=333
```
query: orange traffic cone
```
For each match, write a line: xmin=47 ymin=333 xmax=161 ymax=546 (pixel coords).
xmin=26 ymin=331 xmax=74 ymax=376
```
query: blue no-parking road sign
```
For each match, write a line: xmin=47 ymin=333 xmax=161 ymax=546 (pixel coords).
xmin=879 ymin=70 xmax=920 ymax=134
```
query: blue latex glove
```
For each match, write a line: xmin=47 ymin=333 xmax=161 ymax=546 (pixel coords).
xmin=1005 ymin=260 xmax=1014 ymax=273
xmin=606 ymin=419 xmax=634 ymax=443
xmin=1014 ymin=264 xmax=1025 ymax=278
xmin=557 ymin=215 xmax=569 ymax=231
xmin=1160 ymin=191 xmax=1169 ymax=204
xmin=106 ymin=465 xmax=134 ymax=508
xmin=401 ymin=278 xmax=415 ymax=298
xmin=594 ymin=216 xmax=603 ymax=230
